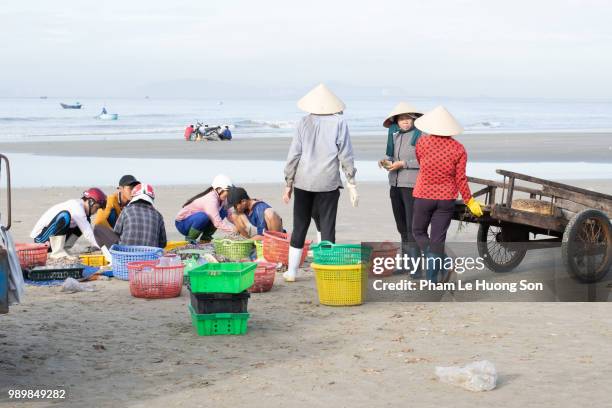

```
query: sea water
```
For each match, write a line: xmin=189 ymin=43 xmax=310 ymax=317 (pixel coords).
xmin=1 ymin=96 xmax=611 ymax=142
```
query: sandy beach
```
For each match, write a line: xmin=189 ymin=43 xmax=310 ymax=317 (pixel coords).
xmin=1 ymin=136 xmax=612 ymax=408
xmin=1 ymin=131 xmax=611 ymax=162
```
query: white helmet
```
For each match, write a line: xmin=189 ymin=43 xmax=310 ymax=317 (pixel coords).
xmin=211 ymin=174 xmax=233 ymax=190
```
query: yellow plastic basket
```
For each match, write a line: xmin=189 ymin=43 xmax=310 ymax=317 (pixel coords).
xmin=165 ymin=241 xmax=189 ymax=251
xmin=312 ymin=263 xmax=365 ymax=306
xmin=254 ymin=240 xmax=264 ymax=259
xmin=79 ymin=254 xmax=108 ymax=267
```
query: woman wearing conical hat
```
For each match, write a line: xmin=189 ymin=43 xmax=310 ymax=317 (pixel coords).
xmin=282 ymin=83 xmax=358 ymax=282
xmin=379 ymin=102 xmax=424 ymax=276
xmin=412 ymin=106 xmax=483 ymax=282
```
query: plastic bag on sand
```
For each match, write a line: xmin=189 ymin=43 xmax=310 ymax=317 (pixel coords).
xmin=435 ymin=360 xmax=497 ymax=392
xmin=61 ymin=278 xmax=96 ymax=293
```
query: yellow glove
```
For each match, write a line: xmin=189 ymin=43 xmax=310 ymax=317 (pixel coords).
xmin=466 ymin=197 xmax=484 ymax=217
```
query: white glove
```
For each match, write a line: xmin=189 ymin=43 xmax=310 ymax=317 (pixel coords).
xmin=346 ymin=182 xmax=359 ymax=208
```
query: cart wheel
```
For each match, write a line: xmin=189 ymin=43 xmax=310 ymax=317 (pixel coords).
xmin=477 ymin=224 xmax=528 ymax=272
xmin=562 ymin=209 xmax=612 ymax=283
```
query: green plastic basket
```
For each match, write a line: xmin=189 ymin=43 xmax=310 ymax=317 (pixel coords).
xmin=311 ymin=241 xmax=372 ymax=265
xmin=188 ymin=262 xmax=256 ymax=294
xmin=254 ymin=240 xmax=264 ymax=259
xmin=212 ymin=238 xmax=255 ymax=261
xmin=188 ymin=304 xmax=249 ymax=336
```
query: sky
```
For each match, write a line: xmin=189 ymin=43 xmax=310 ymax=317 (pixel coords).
xmin=1 ymin=0 xmax=611 ymax=98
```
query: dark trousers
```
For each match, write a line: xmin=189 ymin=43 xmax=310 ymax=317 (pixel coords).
xmin=412 ymin=198 xmax=455 ymax=254
xmin=34 ymin=211 xmax=81 ymax=244
xmin=93 ymin=225 xmax=120 ymax=249
xmin=389 ymin=187 xmax=416 ymax=243
xmin=290 ymin=188 xmax=340 ymax=249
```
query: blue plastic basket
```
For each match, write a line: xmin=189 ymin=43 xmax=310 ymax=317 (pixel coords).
xmin=109 ymin=245 xmax=163 ymax=280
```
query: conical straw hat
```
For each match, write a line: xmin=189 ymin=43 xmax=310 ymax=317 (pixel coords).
xmin=297 ymin=83 xmax=346 ymax=115
xmin=414 ymin=105 xmax=463 ymax=136
xmin=383 ymin=102 xmax=423 ymax=128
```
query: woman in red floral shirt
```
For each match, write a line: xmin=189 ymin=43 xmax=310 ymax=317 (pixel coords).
xmin=412 ymin=106 xmax=483 ymax=281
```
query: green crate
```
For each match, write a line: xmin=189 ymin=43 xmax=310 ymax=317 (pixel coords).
xmin=188 ymin=262 xmax=256 ymax=294
xmin=212 ymin=239 xmax=255 ymax=261
xmin=311 ymin=241 xmax=373 ymax=265
xmin=188 ymin=304 xmax=249 ymax=336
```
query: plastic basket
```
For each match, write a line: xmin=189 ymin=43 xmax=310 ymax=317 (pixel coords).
xmin=212 ymin=238 xmax=255 ymax=261
xmin=164 ymin=241 xmax=189 ymax=251
xmin=311 ymin=241 xmax=372 ymax=265
xmin=188 ymin=287 xmax=250 ymax=314
xmin=368 ymin=242 xmax=399 ymax=277
xmin=254 ymin=240 xmax=264 ymax=259
xmin=249 ymin=261 xmax=276 ymax=293
xmin=15 ymin=243 xmax=48 ymax=269
xmin=127 ymin=260 xmax=183 ymax=299
xmin=188 ymin=304 xmax=249 ymax=336
xmin=79 ymin=253 xmax=109 ymax=267
xmin=312 ymin=263 xmax=365 ymax=306
xmin=189 ymin=262 xmax=256 ymax=294
xmin=24 ymin=265 xmax=84 ymax=281
xmin=109 ymin=245 xmax=164 ymax=280
xmin=262 ymin=231 xmax=310 ymax=266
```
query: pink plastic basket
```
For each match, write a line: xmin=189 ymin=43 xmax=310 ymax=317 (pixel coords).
xmin=15 ymin=243 xmax=48 ymax=269
xmin=127 ymin=260 xmax=183 ymax=299
xmin=262 ymin=231 xmax=310 ymax=266
xmin=249 ymin=261 xmax=277 ymax=293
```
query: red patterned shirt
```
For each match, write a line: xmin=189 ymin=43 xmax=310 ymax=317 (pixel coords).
xmin=413 ymin=135 xmax=472 ymax=201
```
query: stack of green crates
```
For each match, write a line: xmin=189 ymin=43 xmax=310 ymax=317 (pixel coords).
xmin=187 ymin=262 xmax=256 ymax=336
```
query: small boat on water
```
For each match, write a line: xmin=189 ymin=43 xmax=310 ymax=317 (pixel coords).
xmin=95 ymin=113 xmax=119 ymax=120
xmin=60 ymin=102 xmax=82 ymax=109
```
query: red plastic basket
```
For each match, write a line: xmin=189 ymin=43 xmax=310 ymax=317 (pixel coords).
xmin=249 ymin=261 xmax=277 ymax=293
xmin=15 ymin=243 xmax=48 ymax=269
xmin=127 ymin=260 xmax=184 ymax=299
xmin=262 ymin=231 xmax=310 ymax=266
xmin=368 ymin=242 xmax=399 ymax=277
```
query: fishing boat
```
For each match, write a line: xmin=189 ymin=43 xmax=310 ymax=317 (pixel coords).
xmin=95 ymin=113 xmax=119 ymax=120
xmin=60 ymin=102 xmax=82 ymax=109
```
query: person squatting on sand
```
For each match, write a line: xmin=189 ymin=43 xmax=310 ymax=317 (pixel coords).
xmin=412 ymin=106 xmax=483 ymax=282
xmin=379 ymin=102 xmax=424 ymax=277
xmin=282 ymin=83 xmax=358 ymax=282
xmin=175 ymin=174 xmax=238 ymax=242
xmin=226 ymin=186 xmax=284 ymax=239
xmin=30 ymin=188 xmax=107 ymax=258
xmin=93 ymin=174 xmax=140 ymax=248
xmin=111 ymin=183 xmax=167 ymax=248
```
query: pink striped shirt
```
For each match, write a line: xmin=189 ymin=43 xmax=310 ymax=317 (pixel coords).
xmin=175 ymin=190 xmax=234 ymax=233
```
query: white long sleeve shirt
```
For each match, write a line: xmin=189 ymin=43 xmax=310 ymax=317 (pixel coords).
xmin=30 ymin=199 xmax=99 ymax=248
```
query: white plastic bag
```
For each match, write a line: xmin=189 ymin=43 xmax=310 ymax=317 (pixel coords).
xmin=435 ymin=360 xmax=497 ymax=392
xmin=61 ymin=277 xmax=96 ymax=293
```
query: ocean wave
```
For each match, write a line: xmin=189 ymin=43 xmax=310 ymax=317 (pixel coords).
xmin=234 ymin=119 xmax=294 ymax=129
xmin=466 ymin=121 xmax=503 ymax=130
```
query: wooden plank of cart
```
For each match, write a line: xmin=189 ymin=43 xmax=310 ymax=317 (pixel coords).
xmin=453 ymin=169 xmax=612 ymax=283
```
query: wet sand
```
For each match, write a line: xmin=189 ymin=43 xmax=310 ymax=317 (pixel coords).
xmin=0 ymin=132 xmax=611 ymax=162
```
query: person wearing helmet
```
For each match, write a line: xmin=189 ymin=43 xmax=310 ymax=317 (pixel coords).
xmin=93 ymin=175 xmax=140 ymax=248
xmin=219 ymin=125 xmax=232 ymax=141
xmin=30 ymin=188 xmax=107 ymax=257
xmin=226 ymin=186 xmax=283 ymax=239
xmin=112 ymin=183 xmax=167 ymax=248
xmin=175 ymin=174 xmax=237 ymax=242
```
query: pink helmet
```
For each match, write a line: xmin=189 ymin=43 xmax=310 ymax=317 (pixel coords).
xmin=82 ymin=187 xmax=107 ymax=208
xmin=131 ymin=183 xmax=155 ymax=204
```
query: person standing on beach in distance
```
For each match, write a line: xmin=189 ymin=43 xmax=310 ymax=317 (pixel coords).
xmin=379 ymin=102 xmax=424 ymax=276
xmin=412 ymin=106 xmax=483 ymax=282
xmin=282 ymin=83 xmax=358 ymax=282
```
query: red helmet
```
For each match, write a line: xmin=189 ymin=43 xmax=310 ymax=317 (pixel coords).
xmin=82 ymin=187 xmax=107 ymax=208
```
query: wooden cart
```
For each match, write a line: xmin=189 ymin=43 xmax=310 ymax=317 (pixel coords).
xmin=454 ymin=169 xmax=612 ymax=283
